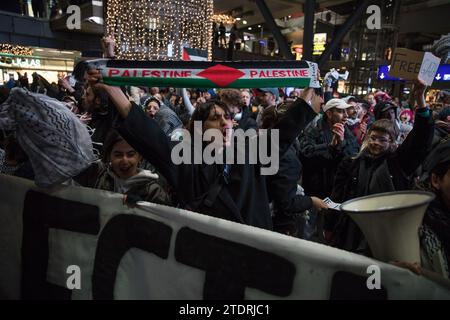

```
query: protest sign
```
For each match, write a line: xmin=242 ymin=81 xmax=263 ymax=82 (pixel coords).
xmin=2 ymin=174 xmax=450 ymax=299
xmin=390 ymin=48 xmax=441 ymax=85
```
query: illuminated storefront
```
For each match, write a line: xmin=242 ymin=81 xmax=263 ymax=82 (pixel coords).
xmin=0 ymin=44 xmax=81 ymax=85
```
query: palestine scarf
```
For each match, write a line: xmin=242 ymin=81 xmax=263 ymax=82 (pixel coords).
xmin=89 ymin=59 xmax=321 ymax=89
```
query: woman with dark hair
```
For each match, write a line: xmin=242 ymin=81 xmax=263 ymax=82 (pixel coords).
xmin=74 ymin=130 xmax=171 ymax=205
xmin=86 ymin=69 xmax=320 ymax=230
xmin=143 ymin=97 xmax=161 ymax=119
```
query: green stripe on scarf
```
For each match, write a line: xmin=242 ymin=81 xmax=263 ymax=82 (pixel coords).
xmin=103 ymin=77 xmax=311 ymax=89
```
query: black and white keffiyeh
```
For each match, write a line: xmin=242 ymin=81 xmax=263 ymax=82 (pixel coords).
xmin=0 ymin=88 xmax=95 ymax=187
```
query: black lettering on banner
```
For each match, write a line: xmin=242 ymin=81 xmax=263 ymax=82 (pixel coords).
xmin=330 ymin=271 xmax=387 ymax=300
xmin=21 ymin=190 xmax=100 ymax=300
xmin=92 ymin=214 xmax=172 ymax=300
xmin=175 ymin=227 xmax=296 ymax=299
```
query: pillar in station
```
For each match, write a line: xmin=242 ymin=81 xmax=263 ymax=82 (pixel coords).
xmin=105 ymin=0 xmax=213 ymax=60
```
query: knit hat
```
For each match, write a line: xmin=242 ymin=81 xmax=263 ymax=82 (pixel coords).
xmin=373 ymin=101 xmax=398 ymax=120
xmin=421 ymin=139 xmax=450 ymax=182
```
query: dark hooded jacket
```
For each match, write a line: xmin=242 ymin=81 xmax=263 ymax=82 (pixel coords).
xmin=116 ymin=98 xmax=317 ymax=230
xmin=298 ymin=116 xmax=360 ymax=199
xmin=267 ymin=140 xmax=313 ymax=236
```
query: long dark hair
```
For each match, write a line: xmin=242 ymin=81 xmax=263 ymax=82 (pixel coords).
xmin=143 ymin=96 xmax=161 ymax=109
xmin=101 ymin=130 xmax=131 ymax=163
xmin=188 ymin=100 xmax=230 ymax=133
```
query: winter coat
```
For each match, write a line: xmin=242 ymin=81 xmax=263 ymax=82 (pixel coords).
xmin=298 ymin=116 xmax=360 ymax=199
xmin=74 ymin=161 xmax=172 ymax=206
xmin=267 ymin=141 xmax=312 ymax=236
xmin=115 ymin=99 xmax=317 ymax=230
xmin=420 ymin=198 xmax=450 ymax=278
xmin=329 ymin=109 xmax=435 ymax=253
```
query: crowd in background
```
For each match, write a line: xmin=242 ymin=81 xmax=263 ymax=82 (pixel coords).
xmin=1 ymin=38 xmax=450 ymax=279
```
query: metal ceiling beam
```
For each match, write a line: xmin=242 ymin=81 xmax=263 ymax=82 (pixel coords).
xmin=302 ymin=0 xmax=315 ymax=61
xmin=318 ymin=0 xmax=371 ymax=68
xmin=255 ymin=0 xmax=295 ymax=60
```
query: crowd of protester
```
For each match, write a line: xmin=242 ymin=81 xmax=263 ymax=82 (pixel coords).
xmin=0 ymin=39 xmax=449 ymax=279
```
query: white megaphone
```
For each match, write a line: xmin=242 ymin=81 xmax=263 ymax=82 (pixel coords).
xmin=340 ymin=191 xmax=435 ymax=264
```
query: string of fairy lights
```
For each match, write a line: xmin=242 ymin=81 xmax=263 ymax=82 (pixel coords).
xmin=0 ymin=44 xmax=33 ymax=56
xmin=106 ymin=0 xmax=213 ymax=61
xmin=212 ymin=14 xmax=236 ymax=25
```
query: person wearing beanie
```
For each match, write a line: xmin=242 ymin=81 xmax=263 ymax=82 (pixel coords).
xmin=435 ymin=107 xmax=450 ymax=142
xmin=373 ymin=100 xmax=412 ymax=145
xmin=417 ymin=139 xmax=450 ymax=278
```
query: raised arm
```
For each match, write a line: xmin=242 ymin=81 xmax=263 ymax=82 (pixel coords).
xmin=273 ymin=88 xmax=319 ymax=155
xmin=87 ymin=70 xmax=179 ymax=188
xmin=396 ymin=80 xmax=434 ymax=176
xmin=181 ymin=88 xmax=195 ymax=115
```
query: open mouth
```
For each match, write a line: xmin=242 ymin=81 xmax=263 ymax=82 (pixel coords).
xmin=119 ymin=166 xmax=132 ymax=173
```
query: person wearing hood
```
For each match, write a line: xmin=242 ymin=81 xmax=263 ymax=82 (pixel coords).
xmin=329 ymin=80 xmax=435 ymax=254
xmin=417 ymin=139 xmax=450 ymax=278
xmin=74 ymin=130 xmax=172 ymax=206
xmin=435 ymin=107 xmax=450 ymax=142
xmin=373 ymin=100 xmax=412 ymax=145
xmin=141 ymin=95 xmax=183 ymax=137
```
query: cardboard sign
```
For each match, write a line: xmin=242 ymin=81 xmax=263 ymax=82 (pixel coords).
xmin=390 ymin=48 xmax=441 ymax=86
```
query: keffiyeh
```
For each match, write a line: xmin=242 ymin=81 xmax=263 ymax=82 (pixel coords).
xmin=0 ymin=88 xmax=95 ymax=187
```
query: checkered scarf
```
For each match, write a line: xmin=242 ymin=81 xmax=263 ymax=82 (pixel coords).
xmin=0 ymin=88 xmax=95 ymax=187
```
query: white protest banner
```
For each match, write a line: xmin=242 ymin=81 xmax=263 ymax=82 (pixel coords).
xmin=390 ymin=48 xmax=441 ymax=85
xmin=1 ymin=174 xmax=450 ymax=300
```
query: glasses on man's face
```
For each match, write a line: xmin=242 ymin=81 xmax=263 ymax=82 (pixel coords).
xmin=368 ymin=134 xmax=390 ymax=144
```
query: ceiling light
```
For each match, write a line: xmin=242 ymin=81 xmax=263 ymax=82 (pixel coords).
xmin=248 ymin=27 xmax=252 ymax=30
xmin=243 ymin=20 xmax=247 ymax=25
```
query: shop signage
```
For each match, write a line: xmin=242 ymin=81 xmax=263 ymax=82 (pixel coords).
xmin=378 ymin=64 xmax=450 ymax=82
xmin=313 ymin=33 xmax=327 ymax=56
xmin=0 ymin=55 xmax=42 ymax=69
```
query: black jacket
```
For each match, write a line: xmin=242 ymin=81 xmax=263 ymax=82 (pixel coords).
xmin=330 ymin=109 xmax=435 ymax=252
xmin=267 ymin=141 xmax=312 ymax=235
xmin=298 ymin=116 xmax=360 ymax=198
xmin=117 ymin=99 xmax=317 ymax=230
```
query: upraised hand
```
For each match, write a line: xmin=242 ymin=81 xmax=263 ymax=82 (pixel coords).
xmin=410 ymin=79 xmax=427 ymax=109
xmin=331 ymin=122 xmax=345 ymax=146
xmin=299 ymin=88 xmax=322 ymax=114
xmin=86 ymin=69 xmax=132 ymax=118
xmin=86 ymin=69 xmax=105 ymax=89
xmin=101 ymin=35 xmax=116 ymax=58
